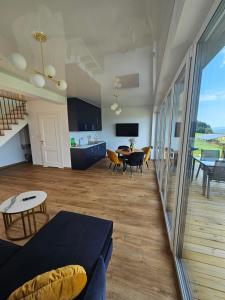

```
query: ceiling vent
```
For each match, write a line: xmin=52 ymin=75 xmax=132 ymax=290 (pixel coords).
xmin=118 ymin=73 xmax=139 ymax=89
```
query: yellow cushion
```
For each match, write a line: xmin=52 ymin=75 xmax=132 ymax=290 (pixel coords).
xmin=8 ymin=265 xmax=87 ymax=300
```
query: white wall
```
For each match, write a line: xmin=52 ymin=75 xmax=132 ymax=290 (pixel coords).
xmin=100 ymin=47 xmax=153 ymax=108
xmin=0 ymin=131 xmax=25 ymax=167
xmin=69 ymin=131 xmax=102 ymax=146
xmin=102 ymin=106 xmax=152 ymax=150
xmin=27 ymin=99 xmax=71 ymax=168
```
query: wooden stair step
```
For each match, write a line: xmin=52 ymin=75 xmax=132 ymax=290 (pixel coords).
xmin=0 ymin=125 xmax=12 ymax=130
xmin=2 ymin=114 xmax=24 ymax=119
xmin=0 ymin=120 xmax=18 ymax=125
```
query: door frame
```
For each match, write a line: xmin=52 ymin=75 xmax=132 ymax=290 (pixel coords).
xmin=38 ymin=112 xmax=64 ymax=168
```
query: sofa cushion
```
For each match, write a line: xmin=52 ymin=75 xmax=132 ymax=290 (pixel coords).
xmin=83 ymin=256 xmax=106 ymax=300
xmin=8 ymin=265 xmax=87 ymax=300
xmin=0 ymin=239 xmax=21 ymax=267
xmin=0 ymin=211 xmax=113 ymax=300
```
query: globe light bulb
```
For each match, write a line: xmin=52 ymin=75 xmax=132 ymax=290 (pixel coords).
xmin=57 ymin=80 xmax=67 ymax=90
xmin=9 ymin=53 xmax=27 ymax=70
xmin=30 ymin=74 xmax=45 ymax=88
xmin=110 ymin=103 xmax=119 ymax=111
xmin=45 ymin=65 xmax=56 ymax=78
xmin=115 ymin=108 xmax=122 ymax=115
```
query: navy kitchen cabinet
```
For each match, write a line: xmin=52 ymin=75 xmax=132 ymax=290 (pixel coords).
xmin=70 ymin=143 xmax=106 ymax=170
xmin=67 ymin=98 xmax=102 ymax=131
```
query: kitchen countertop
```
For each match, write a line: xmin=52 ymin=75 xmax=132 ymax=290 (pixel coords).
xmin=70 ymin=141 xmax=106 ymax=149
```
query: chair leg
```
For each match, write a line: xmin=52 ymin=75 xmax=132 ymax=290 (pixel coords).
xmin=108 ymin=162 xmax=112 ymax=169
xmin=196 ymin=164 xmax=201 ymax=179
xmin=130 ymin=166 xmax=133 ymax=176
xmin=140 ymin=165 xmax=143 ymax=174
xmin=146 ymin=161 xmax=149 ymax=169
xmin=113 ymin=164 xmax=116 ymax=172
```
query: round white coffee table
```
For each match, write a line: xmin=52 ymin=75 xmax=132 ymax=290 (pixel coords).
xmin=0 ymin=191 xmax=49 ymax=241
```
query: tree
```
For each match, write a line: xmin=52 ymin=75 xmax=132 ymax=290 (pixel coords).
xmin=196 ymin=121 xmax=213 ymax=134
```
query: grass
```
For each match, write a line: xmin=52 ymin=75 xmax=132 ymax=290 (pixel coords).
xmin=193 ymin=133 xmax=224 ymax=157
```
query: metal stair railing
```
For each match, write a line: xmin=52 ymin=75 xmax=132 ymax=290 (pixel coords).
xmin=0 ymin=96 xmax=27 ymax=135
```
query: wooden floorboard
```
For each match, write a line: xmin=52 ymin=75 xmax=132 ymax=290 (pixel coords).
xmin=0 ymin=160 xmax=180 ymax=300
xmin=183 ymin=167 xmax=225 ymax=300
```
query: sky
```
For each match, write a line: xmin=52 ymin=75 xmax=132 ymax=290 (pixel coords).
xmin=198 ymin=46 xmax=225 ymax=129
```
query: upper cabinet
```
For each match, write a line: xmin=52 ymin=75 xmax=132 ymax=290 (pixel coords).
xmin=67 ymin=98 xmax=102 ymax=131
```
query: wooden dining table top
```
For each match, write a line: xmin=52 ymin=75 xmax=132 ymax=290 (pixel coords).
xmin=116 ymin=148 xmax=144 ymax=156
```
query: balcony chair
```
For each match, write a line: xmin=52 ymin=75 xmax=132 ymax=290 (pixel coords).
xmin=107 ymin=149 xmax=123 ymax=172
xmin=125 ymin=152 xmax=145 ymax=175
xmin=207 ymin=160 xmax=225 ymax=198
xmin=196 ymin=149 xmax=220 ymax=179
xmin=142 ymin=146 xmax=152 ymax=168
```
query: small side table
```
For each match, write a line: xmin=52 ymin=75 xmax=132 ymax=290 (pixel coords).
xmin=0 ymin=191 xmax=49 ymax=241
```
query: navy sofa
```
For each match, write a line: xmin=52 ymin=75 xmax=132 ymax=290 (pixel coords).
xmin=0 ymin=211 xmax=113 ymax=300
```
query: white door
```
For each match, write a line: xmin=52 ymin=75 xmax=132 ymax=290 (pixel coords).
xmin=38 ymin=113 xmax=63 ymax=168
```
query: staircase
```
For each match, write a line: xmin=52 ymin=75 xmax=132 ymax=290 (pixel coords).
xmin=0 ymin=95 xmax=28 ymax=147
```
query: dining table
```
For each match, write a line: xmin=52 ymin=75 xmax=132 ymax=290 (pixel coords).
xmin=191 ymin=156 xmax=224 ymax=195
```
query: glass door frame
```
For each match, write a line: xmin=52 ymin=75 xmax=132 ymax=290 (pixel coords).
xmin=155 ymin=51 xmax=192 ymax=251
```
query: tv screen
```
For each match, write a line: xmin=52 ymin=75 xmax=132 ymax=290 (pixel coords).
xmin=116 ymin=123 xmax=139 ymax=137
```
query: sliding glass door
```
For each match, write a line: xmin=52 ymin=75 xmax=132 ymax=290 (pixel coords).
xmin=166 ymin=68 xmax=187 ymax=227
xmin=179 ymin=2 xmax=225 ymax=299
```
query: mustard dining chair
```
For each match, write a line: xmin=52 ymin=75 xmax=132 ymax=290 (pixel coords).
xmin=107 ymin=149 xmax=123 ymax=172
xmin=142 ymin=147 xmax=152 ymax=168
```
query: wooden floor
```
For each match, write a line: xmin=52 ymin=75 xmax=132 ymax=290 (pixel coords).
xmin=0 ymin=160 xmax=180 ymax=300
xmin=183 ymin=166 xmax=225 ymax=300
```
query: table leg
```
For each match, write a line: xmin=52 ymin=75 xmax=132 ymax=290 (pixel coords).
xmin=202 ymin=168 xmax=207 ymax=195
xmin=2 ymin=213 xmax=8 ymax=230
xmin=27 ymin=210 xmax=32 ymax=235
xmin=21 ymin=212 xmax=27 ymax=238
xmin=122 ymin=158 xmax=127 ymax=174
xmin=191 ymin=158 xmax=196 ymax=181
xmin=32 ymin=209 xmax=37 ymax=233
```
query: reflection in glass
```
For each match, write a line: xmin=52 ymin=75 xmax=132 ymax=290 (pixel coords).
xmin=161 ymin=92 xmax=172 ymax=201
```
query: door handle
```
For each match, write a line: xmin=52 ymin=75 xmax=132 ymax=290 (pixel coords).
xmin=40 ymin=140 xmax=44 ymax=143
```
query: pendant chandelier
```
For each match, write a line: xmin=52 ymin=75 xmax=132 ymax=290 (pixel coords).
xmin=9 ymin=31 xmax=67 ymax=91
xmin=110 ymin=76 xmax=122 ymax=115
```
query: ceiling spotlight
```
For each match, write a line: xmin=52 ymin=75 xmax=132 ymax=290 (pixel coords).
xmin=10 ymin=53 xmax=27 ymax=70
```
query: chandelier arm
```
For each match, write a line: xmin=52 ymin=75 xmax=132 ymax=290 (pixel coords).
xmin=40 ymin=41 xmax=45 ymax=75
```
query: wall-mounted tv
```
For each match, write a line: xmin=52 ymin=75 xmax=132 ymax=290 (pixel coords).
xmin=116 ymin=123 xmax=139 ymax=137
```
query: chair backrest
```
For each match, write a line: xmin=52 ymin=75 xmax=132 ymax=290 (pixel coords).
xmin=127 ymin=152 xmax=144 ymax=166
xmin=107 ymin=149 xmax=120 ymax=164
xmin=118 ymin=145 xmax=129 ymax=150
xmin=212 ymin=160 xmax=225 ymax=182
xmin=142 ymin=147 xmax=151 ymax=161
xmin=201 ymin=149 xmax=220 ymax=161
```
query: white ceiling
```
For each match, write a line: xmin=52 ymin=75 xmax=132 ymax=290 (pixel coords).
xmin=0 ymin=0 xmax=174 ymax=104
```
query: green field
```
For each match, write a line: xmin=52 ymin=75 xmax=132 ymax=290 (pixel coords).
xmin=193 ymin=133 xmax=224 ymax=157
